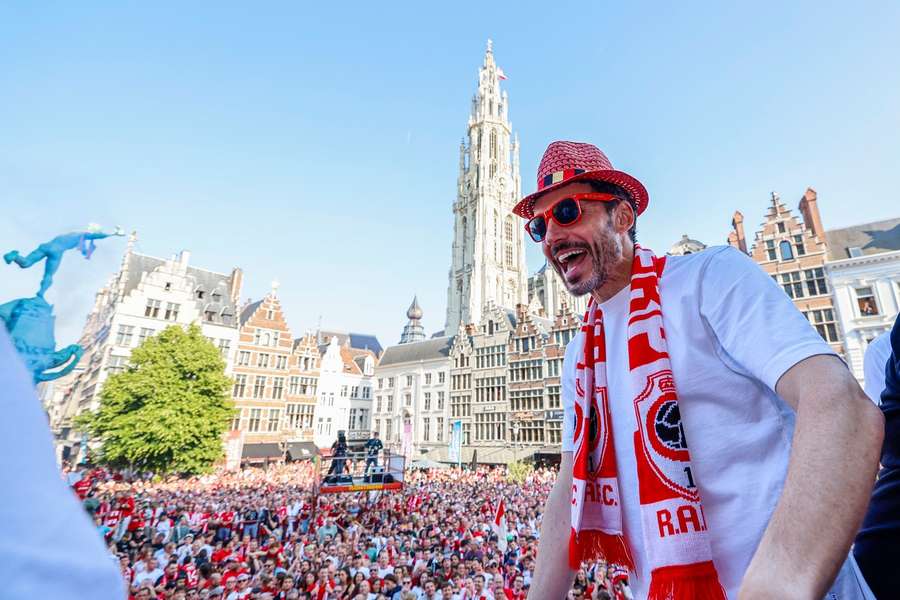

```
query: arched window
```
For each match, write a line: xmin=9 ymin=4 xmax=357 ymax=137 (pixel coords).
xmin=461 ymin=216 xmax=467 ymax=243
xmin=505 ymin=217 xmax=513 ymax=242
xmin=779 ymin=240 xmax=794 ymax=261
xmin=490 ymin=130 xmax=497 ymax=161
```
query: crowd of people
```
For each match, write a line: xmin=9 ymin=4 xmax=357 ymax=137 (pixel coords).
xmin=67 ymin=461 xmax=634 ymax=600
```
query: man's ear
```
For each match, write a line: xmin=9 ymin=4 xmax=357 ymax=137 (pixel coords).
xmin=614 ymin=201 xmax=635 ymax=234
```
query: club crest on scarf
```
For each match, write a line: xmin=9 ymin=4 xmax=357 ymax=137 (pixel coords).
xmin=569 ymin=246 xmax=725 ymax=600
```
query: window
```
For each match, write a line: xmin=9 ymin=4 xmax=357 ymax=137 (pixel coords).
xmin=164 ymin=281 xmax=172 ymax=291
xmin=765 ymin=240 xmax=776 ymax=261
xmin=107 ymin=355 xmax=128 ymax=374
xmin=779 ymin=240 xmax=794 ymax=261
xmin=505 ymin=218 xmax=513 ymax=242
xmin=387 ymin=396 xmax=394 ymax=412
xmin=388 ymin=377 xmax=395 ymax=388
xmin=267 ymin=409 xmax=281 ymax=432
xmin=505 ymin=245 xmax=513 ymax=268
xmin=386 ymin=419 xmax=393 ymax=440
xmin=375 ymin=419 xmax=381 ymax=437
xmin=231 ymin=409 xmax=242 ymax=431
xmin=257 ymin=353 xmax=270 ymax=368
xmin=196 ymin=289 xmax=205 ymax=300
xmin=438 ymin=391 xmax=445 ymax=410
xmin=376 ymin=396 xmax=382 ymax=412
xmin=793 ymin=234 xmax=805 ymax=256
xmin=856 ymin=287 xmax=879 ymax=316
xmin=803 ymin=268 xmax=828 ymax=296
xmin=405 ymin=393 xmax=412 ymax=407
xmin=164 ymin=302 xmax=179 ymax=321
xmin=378 ymin=378 xmax=383 ymax=389
xmin=115 ymin=325 xmax=134 ymax=346
xmin=423 ymin=418 xmax=430 ymax=442
xmin=272 ymin=331 xmax=280 ymax=347
xmin=286 ymin=403 xmax=304 ymax=429
xmin=218 ymin=339 xmax=230 ymax=358
xmin=425 ymin=373 xmax=432 ymax=385
xmin=249 ymin=408 xmax=262 ymax=432
xmin=275 ymin=355 xmax=287 ymax=370
xmin=805 ymin=309 xmax=839 ymax=343
xmin=437 ymin=417 xmax=444 ymax=442
xmin=341 ymin=385 xmax=348 ymax=397
xmin=777 ymin=222 xmax=786 ymax=233
xmin=272 ymin=377 xmax=285 ymax=399
xmin=406 ymin=375 xmax=413 ymax=387
xmin=267 ymin=309 xmax=274 ymax=320
xmin=138 ymin=328 xmax=154 ymax=344
xmin=299 ymin=377 xmax=317 ymax=395
xmin=362 ymin=386 xmax=370 ymax=399
xmin=204 ymin=310 xmax=216 ymax=322
xmin=359 ymin=408 xmax=369 ymax=429
xmin=438 ymin=372 xmax=445 ymax=384
xmin=349 ymin=408 xmax=359 ymax=430
xmin=144 ymin=299 xmax=161 ymax=318
xmin=780 ymin=272 xmax=804 ymax=299
xmin=289 ymin=376 xmax=299 ymax=395
xmin=233 ymin=374 xmax=247 ymax=397
xmin=238 ymin=351 xmax=251 ymax=366
xmin=351 ymin=386 xmax=359 ymax=398
xmin=424 ymin=392 xmax=431 ymax=411
xmin=253 ymin=376 xmax=267 ymax=398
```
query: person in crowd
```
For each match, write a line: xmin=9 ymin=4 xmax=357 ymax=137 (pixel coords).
xmin=329 ymin=432 xmax=349 ymax=477
xmin=364 ymin=431 xmax=383 ymax=476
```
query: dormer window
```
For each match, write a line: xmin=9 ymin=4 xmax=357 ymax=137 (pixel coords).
xmin=196 ymin=289 xmax=205 ymax=299
xmin=211 ymin=291 xmax=222 ymax=302
xmin=164 ymin=282 xmax=172 ymax=291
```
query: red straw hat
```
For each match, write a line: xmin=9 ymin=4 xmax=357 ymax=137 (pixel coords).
xmin=512 ymin=141 xmax=649 ymax=219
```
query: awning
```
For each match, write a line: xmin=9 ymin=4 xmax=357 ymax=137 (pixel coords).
xmin=241 ymin=443 xmax=283 ymax=460
xmin=286 ymin=442 xmax=319 ymax=461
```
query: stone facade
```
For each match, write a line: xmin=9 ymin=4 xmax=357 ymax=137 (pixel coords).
xmin=372 ymin=333 xmax=453 ymax=460
xmin=527 ymin=264 xmax=588 ymax=321
xmin=728 ymin=189 xmax=843 ymax=354
xmin=50 ymin=234 xmax=242 ymax=463
xmin=825 ymin=217 xmax=900 ymax=384
xmin=441 ymin=301 xmax=580 ymax=464
xmin=445 ymin=41 xmax=528 ymax=334
xmin=314 ymin=336 xmax=375 ymax=450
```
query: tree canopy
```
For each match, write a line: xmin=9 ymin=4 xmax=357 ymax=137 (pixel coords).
xmin=77 ymin=324 xmax=235 ymax=475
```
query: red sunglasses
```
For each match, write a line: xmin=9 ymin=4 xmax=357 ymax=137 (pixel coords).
xmin=524 ymin=193 xmax=618 ymax=242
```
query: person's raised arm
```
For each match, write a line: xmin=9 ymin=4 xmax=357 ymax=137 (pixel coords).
xmin=528 ymin=451 xmax=575 ymax=598
xmin=739 ymin=355 xmax=883 ymax=599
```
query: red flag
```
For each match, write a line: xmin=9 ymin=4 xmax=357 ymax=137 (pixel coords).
xmin=492 ymin=500 xmax=508 ymax=552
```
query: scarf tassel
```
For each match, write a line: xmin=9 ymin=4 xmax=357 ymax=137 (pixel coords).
xmin=568 ymin=529 xmax=635 ymax=571
xmin=646 ymin=561 xmax=727 ymax=600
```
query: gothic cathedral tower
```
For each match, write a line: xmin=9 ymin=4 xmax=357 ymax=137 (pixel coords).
xmin=445 ymin=40 xmax=528 ymax=333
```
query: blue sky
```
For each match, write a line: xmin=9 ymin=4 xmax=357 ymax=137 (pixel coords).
xmin=2 ymin=2 xmax=898 ymax=349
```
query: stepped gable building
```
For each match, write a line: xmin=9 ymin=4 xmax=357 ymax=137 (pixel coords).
xmin=825 ymin=217 xmax=900 ymax=384
xmin=49 ymin=233 xmax=242 ymax=463
xmin=373 ymin=343 xmax=453 ymax=459
xmin=231 ymin=285 xmax=300 ymax=461
xmin=445 ymin=40 xmax=528 ymax=334
xmin=444 ymin=299 xmax=580 ymax=465
xmin=399 ymin=296 xmax=426 ymax=344
xmin=727 ymin=189 xmax=843 ymax=355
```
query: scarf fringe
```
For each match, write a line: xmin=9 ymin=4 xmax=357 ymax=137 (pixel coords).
xmin=646 ymin=561 xmax=727 ymax=600
xmin=568 ymin=529 xmax=635 ymax=571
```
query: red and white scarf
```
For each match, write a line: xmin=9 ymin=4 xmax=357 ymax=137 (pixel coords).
xmin=569 ymin=246 xmax=725 ymax=599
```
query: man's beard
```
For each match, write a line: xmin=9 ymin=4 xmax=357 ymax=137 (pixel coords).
xmin=555 ymin=227 xmax=622 ymax=297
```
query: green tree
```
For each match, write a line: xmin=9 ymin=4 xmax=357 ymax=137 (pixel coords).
xmin=76 ymin=324 xmax=235 ymax=475
xmin=507 ymin=460 xmax=534 ymax=484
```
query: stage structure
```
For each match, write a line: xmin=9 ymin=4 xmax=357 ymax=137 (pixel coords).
xmin=315 ymin=448 xmax=405 ymax=495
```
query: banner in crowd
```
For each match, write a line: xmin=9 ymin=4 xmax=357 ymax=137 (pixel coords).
xmin=492 ymin=499 xmax=508 ymax=552
xmin=449 ymin=420 xmax=462 ymax=466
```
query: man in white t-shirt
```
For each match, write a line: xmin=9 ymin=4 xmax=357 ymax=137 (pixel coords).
xmin=516 ymin=141 xmax=883 ymax=599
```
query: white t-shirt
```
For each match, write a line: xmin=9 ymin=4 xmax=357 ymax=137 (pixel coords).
xmin=560 ymin=246 xmax=872 ymax=599
xmin=863 ymin=330 xmax=892 ymax=404
xmin=0 ymin=328 xmax=125 ymax=599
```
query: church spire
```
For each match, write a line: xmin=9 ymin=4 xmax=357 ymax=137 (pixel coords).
xmin=399 ymin=295 xmax=426 ymax=344
xmin=445 ymin=41 xmax=528 ymax=334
